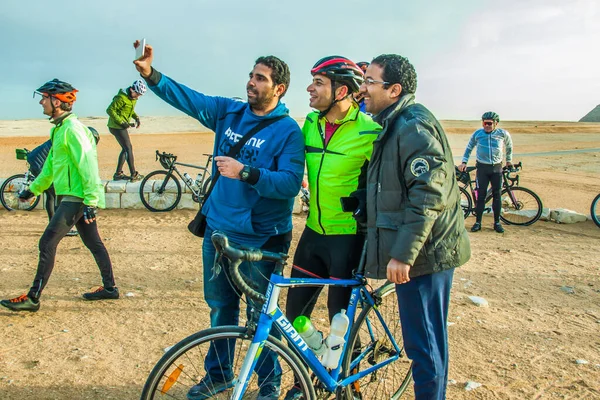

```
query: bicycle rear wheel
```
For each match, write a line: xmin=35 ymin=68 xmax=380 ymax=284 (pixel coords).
xmin=591 ymin=193 xmax=600 ymax=228
xmin=141 ymin=326 xmax=315 ymax=400
xmin=341 ymin=283 xmax=413 ymax=399
xmin=139 ymin=170 xmax=182 ymax=212
xmin=497 ymin=186 xmax=543 ymax=226
xmin=459 ymin=186 xmax=472 ymax=219
xmin=0 ymin=174 xmax=41 ymax=211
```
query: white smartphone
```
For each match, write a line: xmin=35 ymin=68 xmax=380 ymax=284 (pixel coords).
xmin=135 ymin=38 xmax=146 ymax=60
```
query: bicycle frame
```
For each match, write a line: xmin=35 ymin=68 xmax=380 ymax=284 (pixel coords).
xmin=157 ymin=158 xmax=211 ymax=198
xmin=462 ymin=165 xmax=520 ymax=209
xmin=230 ymin=274 xmax=402 ymax=398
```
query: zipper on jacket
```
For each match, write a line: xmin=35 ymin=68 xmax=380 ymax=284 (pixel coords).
xmin=68 ymin=165 xmax=71 ymax=191
xmin=314 ymin=118 xmax=353 ymax=234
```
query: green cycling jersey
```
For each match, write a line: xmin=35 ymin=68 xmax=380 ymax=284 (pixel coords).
xmin=303 ymin=104 xmax=381 ymax=235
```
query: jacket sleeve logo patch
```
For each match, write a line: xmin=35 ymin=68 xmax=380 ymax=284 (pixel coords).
xmin=410 ymin=158 xmax=430 ymax=177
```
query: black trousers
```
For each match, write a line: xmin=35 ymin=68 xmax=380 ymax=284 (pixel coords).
xmin=109 ymin=127 xmax=136 ymax=175
xmin=286 ymin=227 xmax=365 ymax=324
xmin=475 ymin=162 xmax=503 ymax=223
xmin=28 ymin=201 xmax=115 ymax=299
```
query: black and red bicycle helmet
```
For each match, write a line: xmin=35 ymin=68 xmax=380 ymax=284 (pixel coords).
xmin=311 ymin=56 xmax=365 ymax=93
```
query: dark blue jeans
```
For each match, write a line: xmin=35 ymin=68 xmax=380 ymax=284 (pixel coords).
xmin=202 ymin=227 xmax=289 ymax=385
xmin=395 ymin=268 xmax=455 ymax=400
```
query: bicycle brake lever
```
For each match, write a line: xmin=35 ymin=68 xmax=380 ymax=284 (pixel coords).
xmin=209 ymin=254 xmax=224 ymax=281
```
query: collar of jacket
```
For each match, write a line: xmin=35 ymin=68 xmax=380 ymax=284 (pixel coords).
xmin=373 ymin=94 xmax=415 ymax=127
xmin=50 ymin=112 xmax=72 ymax=126
xmin=318 ymin=102 xmax=360 ymax=125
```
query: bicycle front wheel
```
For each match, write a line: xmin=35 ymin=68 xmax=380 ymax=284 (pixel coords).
xmin=497 ymin=186 xmax=543 ymax=226
xmin=591 ymin=193 xmax=600 ymax=228
xmin=0 ymin=174 xmax=41 ymax=211
xmin=459 ymin=186 xmax=472 ymax=219
xmin=341 ymin=282 xmax=413 ymax=399
xmin=141 ymin=326 xmax=315 ymax=400
xmin=139 ymin=170 xmax=182 ymax=212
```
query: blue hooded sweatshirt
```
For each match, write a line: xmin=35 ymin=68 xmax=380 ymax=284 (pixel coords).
xmin=149 ymin=73 xmax=305 ymax=247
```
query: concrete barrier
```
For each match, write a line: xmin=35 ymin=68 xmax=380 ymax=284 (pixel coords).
xmin=0 ymin=178 xmax=309 ymax=213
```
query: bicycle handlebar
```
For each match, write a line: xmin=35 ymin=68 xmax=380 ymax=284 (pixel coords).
xmin=156 ymin=150 xmax=177 ymax=169
xmin=211 ymin=231 xmax=288 ymax=306
xmin=503 ymin=161 xmax=522 ymax=173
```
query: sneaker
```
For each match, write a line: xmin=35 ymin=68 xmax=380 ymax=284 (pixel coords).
xmin=283 ymin=385 xmax=304 ymax=400
xmin=493 ymin=223 xmax=505 ymax=233
xmin=66 ymin=229 xmax=79 ymax=237
xmin=113 ymin=172 xmax=130 ymax=181
xmin=257 ymin=382 xmax=281 ymax=400
xmin=130 ymin=172 xmax=144 ymax=182
xmin=0 ymin=294 xmax=40 ymax=312
xmin=187 ymin=377 xmax=235 ymax=400
xmin=82 ymin=286 xmax=119 ymax=300
xmin=470 ymin=222 xmax=482 ymax=232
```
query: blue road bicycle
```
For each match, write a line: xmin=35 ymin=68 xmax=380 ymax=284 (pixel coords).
xmin=141 ymin=232 xmax=413 ymax=399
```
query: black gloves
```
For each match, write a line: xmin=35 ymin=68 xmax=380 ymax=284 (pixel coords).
xmin=134 ymin=117 xmax=141 ymax=128
xmin=18 ymin=189 xmax=34 ymax=200
xmin=349 ymin=189 xmax=367 ymax=224
xmin=83 ymin=205 xmax=97 ymax=223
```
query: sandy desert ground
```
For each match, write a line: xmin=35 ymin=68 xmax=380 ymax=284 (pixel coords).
xmin=0 ymin=118 xmax=599 ymax=399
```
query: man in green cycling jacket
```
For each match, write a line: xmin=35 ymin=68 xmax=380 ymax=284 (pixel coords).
xmin=1 ymin=79 xmax=118 ymax=313
xmin=284 ymin=56 xmax=381 ymax=399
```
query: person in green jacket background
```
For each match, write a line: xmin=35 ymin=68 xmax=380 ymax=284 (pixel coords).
xmin=0 ymin=79 xmax=118 ymax=313
xmin=106 ymin=79 xmax=146 ymax=181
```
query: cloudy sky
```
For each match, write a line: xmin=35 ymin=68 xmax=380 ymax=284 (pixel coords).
xmin=1 ymin=0 xmax=598 ymax=121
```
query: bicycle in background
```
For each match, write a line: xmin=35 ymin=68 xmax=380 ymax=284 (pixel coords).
xmin=591 ymin=193 xmax=600 ymax=228
xmin=455 ymin=161 xmax=543 ymax=226
xmin=139 ymin=150 xmax=213 ymax=212
xmin=141 ymin=232 xmax=413 ymax=399
xmin=0 ymin=148 xmax=41 ymax=211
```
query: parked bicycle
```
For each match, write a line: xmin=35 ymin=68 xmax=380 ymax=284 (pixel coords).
xmin=139 ymin=150 xmax=213 ymax=212
xmin=141 ymin=232 xmax=413 ymax=399
xmin=591 ymin=193 xmax=600 ymax=228
xmin=0 ymin=148 xmax=41 ymax=211
xmin=455 ymin=161 xmax=543 ymax=226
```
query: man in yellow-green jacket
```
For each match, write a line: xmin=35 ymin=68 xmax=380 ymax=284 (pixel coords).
xmin=285 ymin=59 xmax=380 ymax=397
xmin=0 ymin=79 xmax=118 ymax=313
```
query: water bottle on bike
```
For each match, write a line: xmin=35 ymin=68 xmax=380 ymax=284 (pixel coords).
xmin=194 ymin=173 xmax=204 ymax=192
xmin=293 ymin=316 xmax=326 ymax=356
xmin=322 ymin=309 xmax=350 ymax=369
xmin=182 ymin=172 xmax=198 ymax=192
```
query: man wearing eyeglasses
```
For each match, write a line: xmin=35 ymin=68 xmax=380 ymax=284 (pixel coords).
xmin=458 ymin=111 xmax=513 ymax=233
xmin=359 ymin=54 xmax=471 ymax=400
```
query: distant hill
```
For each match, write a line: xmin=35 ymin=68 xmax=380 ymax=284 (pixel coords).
xmin=579 ymin=105 xmax=600 ymax=122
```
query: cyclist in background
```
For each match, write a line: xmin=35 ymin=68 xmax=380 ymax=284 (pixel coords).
xmin=284 ymin=56 xmax=381 ymax=399
xmin=106 ymin=79 xmax=146 ymax=182
xmin=458 ymin=111 xmax=513 ymax=233
xmin=0 ymin=79 xmax=118 ymax=313
xmin=354 ymin=61 xmax=370 ymax=113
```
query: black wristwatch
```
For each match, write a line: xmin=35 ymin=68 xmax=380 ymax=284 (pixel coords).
xmin=239 ymin=165 xmax=251 ymax=182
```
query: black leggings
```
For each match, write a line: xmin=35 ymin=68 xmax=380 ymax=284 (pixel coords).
xmin=109 ymin=127 xmax=136 ymax=175
xmin=475 ymin=162 xmax=503 ymax=223
xmin=286 ymin=227 xmax=365 ymax=324
xmin=28 ymin=201 xmax=115 ymax=299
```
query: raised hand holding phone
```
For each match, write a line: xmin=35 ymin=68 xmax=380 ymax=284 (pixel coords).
xmin=133 ymin=40 xmax=153 ymax=78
